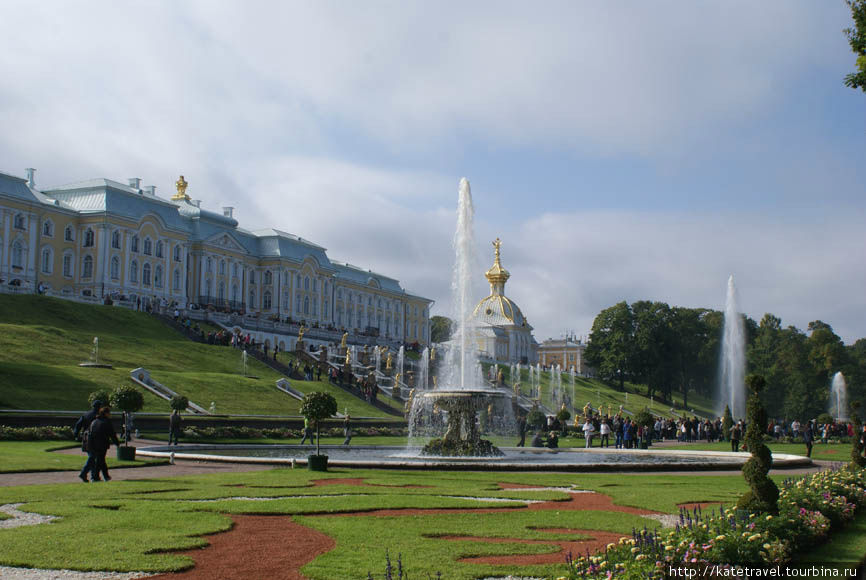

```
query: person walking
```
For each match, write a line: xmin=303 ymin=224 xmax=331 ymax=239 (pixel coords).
xmin=516 ymin=414 xmax=527 ymax=447
xmin=731 ymin=421 xmax=742 ymax=452
xmin=87 ymin=406 xmax=120 ymax=482
xmin=73 ymin=399 xmax=102 ymax=483
xmin=168 ymin=409 xmax=183 ymax=445
xmin=582 ymin=419 xmax=595 ymax=448
xmin=613 ymin=415 xmax=623 ymax=449
xmin=300 ymin=417 xmax=313 ymax=444
xmin=600 ymin=419 xmax=610 ymax=448
xmin=343 ymin=414 xmax=352 ymax=445
xmin=804 ymin=421 xmax=814 ymax=458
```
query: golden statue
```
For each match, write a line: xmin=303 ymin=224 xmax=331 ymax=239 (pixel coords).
xmin=172 ymin=175 xmax=190 ymax=201
xmin=405 ymin=388 xmax=416 ymax=415
xmin=496 ymin=368 xmax=503 ymax=384
xmin=583 ymin=401 xmax=592 ymax=418
xmin=432 ymin=376 xmax=437 ymax=387
xmin=430 ymin=347 xmax=436 ymax=361
xmin=513 ymin=382 xmax=521 ymax=397
xmin=340 ymin=332 xmax=348 ymax=349
xmin=394 ymin=372 xmax=401 ymax=386
xmin=345 ymin=350 xmax=352 ymax=366
xmin=298 ymin=325 xmax=306 ymax=341
xmin=386 ymin=352 xmax=392 ymax=370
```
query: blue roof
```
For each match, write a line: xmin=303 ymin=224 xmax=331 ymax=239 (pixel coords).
xmin=331 ymin=261 xmax=405 ymax=294
xmin=0 ymin=172 xmax=41 ymax=204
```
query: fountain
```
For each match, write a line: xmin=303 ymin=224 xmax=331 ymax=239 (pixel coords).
xmin=417 ymin=347 xmax=429 ymax=391
xmin=78 ymin=336 xmax=113 ymax=368
xmin=830 ymin=372 xmax=848 ymax=421
xmin=408 ymin=178 xmax=511 ymax=457
xmin=570 ymin=366 xmax=576 ymax=417
xmin=720 ymin=275 xmax=745 ymax=419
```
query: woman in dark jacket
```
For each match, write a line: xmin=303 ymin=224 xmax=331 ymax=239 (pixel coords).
xmin=88 ymin=407 xmax=120 ymax=482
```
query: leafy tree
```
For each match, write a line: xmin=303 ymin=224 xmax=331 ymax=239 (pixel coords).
xmin=430 ymin=316 xmax=453 ymax=343
xmin=631 ymin=301 xmax=675 ymax=402
xmin=845 ymin=0 xmax=866 ymax=91
xmin=722 ymin=405 xmax=733 ymax=441
xmin=585 ymin=301 xmax=634 ymax=390
xmin=526 ymin=407 xmax=546 ymax=431
xmin=169 ymin=395 xmax=189 ymax=412
xmin=88 ymin=390 xmax=110 ymax=408
xmin=851 ymin=401 xmax=864 ymax=468
xmin=110 ymin=385 xmax=144 ymax=445
xmin=300 ymin=391 xmax=337 ymax=456
xmin=738 ymin=374 xmax=779 ymax=514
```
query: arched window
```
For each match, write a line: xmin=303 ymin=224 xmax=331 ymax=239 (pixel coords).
xmin=143 ymin=238 xmax=152 ymax=255
xmin=304 ymin=276 xmax=310 ymax=291
xmin=296 ymin=294 xmax=301 ymax=313
xmin=205 ymin=279 xmax=212 ymax=297
xmin=296 ymin=273 xmax=301 ymax=286
xmin=324 ymin=281 xmax=329 ymax=294
xmin=304 ymin=296 xmax=309 ymax=315
xmin=206 ymin=257 xmax=212 ymax=272
xmin=82 ymin=255 xmax=93 ymax=279
xmin=63 ymin=253 xmax=73 ymax=277
xmin=312 ymin=298 xmax=318 ymax=316
xmin=282 ymin=291 xmax=289 ymax=310
xmin=218 ymin=281 xmax=225 ymax=301
xmin=130 ymin=260 xmax=138 ymax=283
xmin=42 ymin=220 xmax=53 ymax=237
xmin=173 ymin=269 xmax=181 ymax=291
xmin=110 ymin=256 xmax=119 ymax=280
xmin=264 ymin=270 xmax=272 ymax=285
xmin=111 ymin=231 xmax=121 ymax=249
xmin=337 ymin=289 xmax=342 ymax=300
xmin=263 ymin=291 xmax=272 ymax=310
xmin=64 ymin=226 xmax=74 ymax=242
xmin=219 ymin=260 xmax=226 ymax=275
xmin=324 ymin=298 xmax=329 ymax=319
xmin=155 ymin=241 xmax=164 ymax=258
xmin=173 ymin=245 xmax=182 ymax=262
xmin=154 ymin=265 xmax=163 ymax=288
xmin=131 ymin=235 xmax=139 ymax=253
xmin=231 ymin=284 xmax=239 ymax=303
xmin=41 ymin=247 xmax=52 ymax=274
xmin=249 ymin=289 xmax=256 ymax=307
xmin=249 ymin=270 xmax=256 ymax=284
xmin=13 ymin=214 xmax=25 ymax=230
xmin=312 ymin=279 xmax=318 ymax=292
xmin=232 ymin=263 xmax=238 ymax=277
xmin=336 ymin=305 xmax=343 ymax=325
xmin=83 ymin=228 xmax=94 ymax=248
xmin=142 ymin=263 xmax=151 ymax=286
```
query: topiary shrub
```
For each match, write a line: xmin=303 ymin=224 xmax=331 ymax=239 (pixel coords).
xmin=526 ymin=408 xmax=545 ymax=431
xmin=88 ymin=390 xmax=110 ymax=408
xmin=737 ymin=374 xmax=779 ymax=514
xmin=300 ymin=391 xmax=337 ymax=457
xmin=817 ymin=412 xmax=834 ymax=426
xmin=722 ymin=405 xmax=733 ymax=441
xmin=169 ymin=395 xmax=189 ymax=412
xmin=851 ymin=401 xmax=864 ymax=469
xmin=633 ymin=409 xmax=654 ymax=428
xmin=110 ymin=385 xmax=145 ymax=445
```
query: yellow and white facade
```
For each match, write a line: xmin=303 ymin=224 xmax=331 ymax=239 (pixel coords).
xmin=0 ymin=168 xmax=432 ymax=346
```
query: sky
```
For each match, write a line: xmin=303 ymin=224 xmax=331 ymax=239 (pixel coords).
xmin=1 ymin=1 xmax=864 ymax=343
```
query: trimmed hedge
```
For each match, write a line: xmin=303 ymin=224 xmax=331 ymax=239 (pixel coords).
xmin=0 ymin=426 xmax=74 ymax=441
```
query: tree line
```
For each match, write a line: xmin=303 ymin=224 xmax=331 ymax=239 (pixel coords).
xmin=584 ymin=300 xmax=866 ymax=420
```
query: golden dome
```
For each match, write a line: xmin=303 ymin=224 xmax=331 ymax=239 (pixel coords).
xmin=473 ymin=237 xmax=527 ymax=327
xmin=485 ymin=238 xmax=510 ymax=286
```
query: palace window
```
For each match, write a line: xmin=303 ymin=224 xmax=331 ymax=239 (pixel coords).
xmin=154 ymin=265 xmax=163 ymax=288
xmin=41 ymin=247 xmax=53 ymax=274
xmin=249 ymin=270 xmax=256 ymax=284
xmin=219 ymin=260 xmax=226 ymax=275
xmin=63 ymin=253 xmax=73 ymax=277
xmin=304 ymin=296 xmax=309 ymax=315
xmin=143 ymin=238 xmax=152 ymax=255
xmin=206 ymin=257 xmax=212 ymax=272
xmin=304 ymin=277 xmax=310 ymax=291
xmin=13 ymin=214 xmax=25 ymax=230
xmin=155 ymin=241 xmax=164 ymax=258
xmin=131 ymin=235 xmax=139 ymax=253
xmin=296 ymin=273 xmax=301 ymax=286
xmin=263 ymin=291 xmax=272 ymax=310
xmin=312 ymin=279 xmax=317 ymax=292
xmin=282 ymin=291 xmax=289 ymax=310
xmin=64 ymin=226 xmax=74 ymax=242
xmin=232 ymin=263 xmax=238 ymax=277
xmin=82 ymin=255 xmax=93 ymax=279
xmin=249 ymin=289 xmax=256 ymax=306
xmin=264 ymin=270 xmax=272 ymax=285
xmin=231 ymin=284 xmax=239 ymax=303
xmin=42 ymin=220 xmax=53 ymax=238
xmin=142 ymin=263 xmax=151 ymax=286
xmin=218 ymin=281 xmax=225 ymax=301
xmin=312 ymin=298 xmax=318 ymax=316
xmin=83 ymin=228 xmax=95 ymax=248
xmin=110 ymin=256 xmax=119 ymax=280
xmin=111 ymin=230 xmax=121 ymax=249
xmin=337 ymin=289 xmax=342 ymax=300
xmin=130 ymin=260 xmax=138 ymax=283
xmin=173 ymin=269 xmax=181 ymax=291
xmin=295 ymin=294 xmax=301 ymax=313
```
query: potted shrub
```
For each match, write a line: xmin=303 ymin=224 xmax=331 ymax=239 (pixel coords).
xmin=632 ymin=408 xmax=654 ymax=449
xmin=556 ymin=407 xmax=571 ymax=436
xmin=300 ymin=391 xmax=338 ymax=471
xmin=110 ymin=385 xmax=144 ymax=461
xmin=169 ymin=394 xmax=189 ymax=412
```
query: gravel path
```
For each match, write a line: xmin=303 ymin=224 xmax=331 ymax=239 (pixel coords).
xmin=0 ymin=566 xmax=153 ymax=579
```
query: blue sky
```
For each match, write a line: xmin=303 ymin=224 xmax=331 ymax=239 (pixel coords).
xmin=1 ymin=1 xmax=863 ymax=343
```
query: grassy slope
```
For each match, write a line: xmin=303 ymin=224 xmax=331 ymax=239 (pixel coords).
xmin=0 ymin=442 xmax=166 ymax=473
xmin=0 ymin=295 xmax=392 ymax=417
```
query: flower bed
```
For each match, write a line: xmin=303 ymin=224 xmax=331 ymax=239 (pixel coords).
xmin=0 ymin=425 xmax=74 ymax=440
xmin=180 ymin=425 xmax=408 ymax=440
xmin=564 ymin=465 xmax=866 ymax=578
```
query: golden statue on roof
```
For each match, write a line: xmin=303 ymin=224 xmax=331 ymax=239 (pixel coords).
xmin=172 ymin=175 xmax=190 ymax=201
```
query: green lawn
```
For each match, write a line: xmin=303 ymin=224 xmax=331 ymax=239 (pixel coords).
xmin=674 ymin=440 xmax=852 ymax=462
xmin=0 ymin=295 xmax=394 ymax=418
xmin=0 ymin=441 xmax=166 ymax=473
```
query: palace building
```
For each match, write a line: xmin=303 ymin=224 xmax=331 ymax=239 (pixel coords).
xmin=0 ymin=168 xmax=432 ymax=346
xmin=472 ymin=238 xmax=537 ymax=364
xmin=537 ymin=336 xmax=588 ymax=374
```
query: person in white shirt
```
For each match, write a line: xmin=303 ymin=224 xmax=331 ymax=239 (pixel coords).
xmin=582 ymin=420 xmax=595 ymax=449
xmin=600 ymin=419 xmax=611 ymax=448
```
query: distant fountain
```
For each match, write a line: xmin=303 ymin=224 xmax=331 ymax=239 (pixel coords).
xmin=79 ymin=336 xmax=113 ymax=369
xmin=570 ymin=366 xmax=576 ymax=417
xmin=408 ymin=178 xmax=511 ymax=457
xmin=418 ymin=347 xmax=429 ymax=390
xmin=719 ymin=275 xmax=746 ymax=419
xmin=241 ymin=350 xmax=249 ymax=376
xmin=375 ymin=347 xmax=381 ymax=374
xmin=830 ymin=372 xmax=848 ymax=421
xmin=535 ymin=363 xmax=542 ymax=400
xmin=397 ymin=346 xmax=404 ymax=381
xmin=549 ymin=366 xmax=557 ymax=407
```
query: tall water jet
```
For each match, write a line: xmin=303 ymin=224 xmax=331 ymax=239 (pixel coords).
xmin=418 ymin=347 xmax=429 ymax=391
xmin=720 ymin=275 xmax=746 ymax=419
xmin=570 ymin=366 xmax=576 ymax=417
xmin=830 ymin=372 xmax=848 ymax=421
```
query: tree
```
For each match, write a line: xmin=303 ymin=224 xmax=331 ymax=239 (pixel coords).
xmin=88 ymin=390 xmax=110 ymax=408
xmin=737 ymin=374 xmax=779 ymax=515
xmin=169 ymin=395 xmax=189 ymax=412
xmin=845 ymin=0 xmax=866 ymax=91
xmin=299 ymin=392 xmax=337 ymax=456
xmin=585 ymin=302 xmax=634 ymax=390
xmin=110 ymin=385 xmax=144 ymax=445
xmin=722 ymin=405 xmax=733 ymax=441
xmin=430 ymin=316 xmax=453 ymax=343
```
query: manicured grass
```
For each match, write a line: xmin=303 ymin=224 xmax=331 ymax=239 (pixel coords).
xmin=0 ymin=441 xmax=167 ymax=473
xmin=0 ymin=295 xmax=394 ymax=418
xmin=673 ymin=440 xmax=852 ymax=462
xmin=798 ymin=509 xmax=866 ymax=571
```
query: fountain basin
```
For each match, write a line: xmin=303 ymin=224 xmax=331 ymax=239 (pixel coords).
xmin=137 ymin=444 xmax=813 ymax=472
